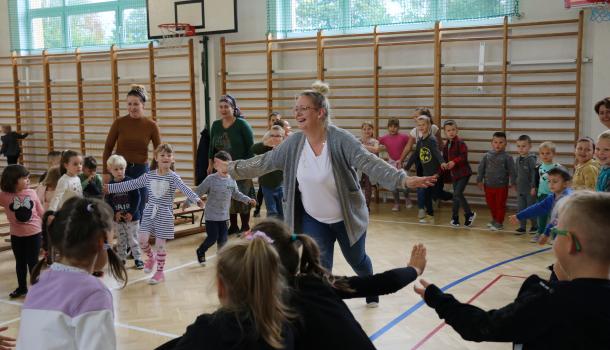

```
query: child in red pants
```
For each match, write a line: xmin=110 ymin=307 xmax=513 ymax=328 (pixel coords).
xmin=477 ymin=132 xmax=516 ymax=231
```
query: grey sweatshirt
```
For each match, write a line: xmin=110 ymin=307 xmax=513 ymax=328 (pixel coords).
xmin=189 ymin=173 xmax=252 ymax=221
xmin=229 ymin=125 xmax=407 ymax=246
xmin=515 ymin=153 xmax=537 ymax=194
xmin=477 ymin=150 xmax=516 ymax=188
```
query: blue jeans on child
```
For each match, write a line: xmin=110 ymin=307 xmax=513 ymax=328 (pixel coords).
xmin=198 ymin=220 xmax=228 ymax=255
xmin=261 ymin=186 xmax=284 ymax=220
xmin=125 ymin=162 xmax=149 ymax=219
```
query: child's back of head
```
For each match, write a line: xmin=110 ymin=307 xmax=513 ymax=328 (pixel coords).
xmin=216 ymin=235 xmax=292 ymax=349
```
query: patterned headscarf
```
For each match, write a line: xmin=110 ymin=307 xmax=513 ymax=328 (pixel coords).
xmin=219 ymin=94 xmax=243 ymax=118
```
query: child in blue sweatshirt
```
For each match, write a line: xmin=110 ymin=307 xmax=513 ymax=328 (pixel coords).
xmin=509 ymin=167 xmax=573 ymax=245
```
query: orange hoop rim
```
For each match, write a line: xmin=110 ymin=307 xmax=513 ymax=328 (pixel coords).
xmin=157 ymin=23 xmax=196 ymax=36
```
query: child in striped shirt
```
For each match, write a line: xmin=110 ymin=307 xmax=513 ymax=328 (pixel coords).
xmin=105 ymin=143 xmax=204 ymax=284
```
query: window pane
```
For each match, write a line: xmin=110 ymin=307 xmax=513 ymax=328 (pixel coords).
xmin=294 ymin=0 xmax=342 ymax=32
xmin=29 ymin=0 xmax=63 ymax=9
xmin=122 ymin=8 xmax=148 ymax=44
xmin=65 ymin=0 xmax=117 ymax=5
xmin=68 ymin=11 xmax=116 ymax=47
xmin=31 ymin=16 xmax=65 ymax=49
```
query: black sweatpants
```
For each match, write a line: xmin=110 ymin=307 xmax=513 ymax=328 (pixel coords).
xmin=10 ymin=233 xmax=41 ymax=290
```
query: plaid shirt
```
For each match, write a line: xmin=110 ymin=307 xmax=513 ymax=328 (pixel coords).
xmin=442 ymin=136 xmax=472 ymax=181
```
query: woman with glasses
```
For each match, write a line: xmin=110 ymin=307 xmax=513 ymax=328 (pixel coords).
xmin=208 ymin=94 xmax=255 ymax=234
xmin=216 ymin=81 xmax=436 ymax=307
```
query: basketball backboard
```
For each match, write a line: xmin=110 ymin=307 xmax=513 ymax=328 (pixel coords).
xmin=147 ymin=0 xmax=237 ymax=39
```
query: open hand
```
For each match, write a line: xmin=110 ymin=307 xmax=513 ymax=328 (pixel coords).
xmin=405 ymin=176 xmax=437 ymax=189
xmin=413 ymin=279 xmax=431 ymax=298
xmin=248 ymin=199 xmax=257 ymax=206
xmin=407 ymin=244 xmax=427 ymax=276
xmin=197 ymin=199 xmax=205 ymax=208
xmin=0 ymin=326 xmax=16 ymax=350
xmin=508 ymin=215 xmax=519 ymax=225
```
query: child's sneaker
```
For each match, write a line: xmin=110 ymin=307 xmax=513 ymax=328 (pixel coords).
xmin=529 ymin=226 xmax=539 ymax=233
xmin=490 ymin=222 xmax=504 ymax=231
xmin=515 ymin=227 xmax=527 ymax=235
xmin=134 ymin=259 xmax=144 ymax=270
xmin=449 ymin=217 xmax=460 ymax=227
xmin=196 ymin=249 xmax=206 ymax=266
xmin=487 ymin=221 xmax=495 ymax=228
xmin=405 ymin=199 xmax=413 ymax=209
xmin=147 ymin=271 xmax=165 ymax=285
xmin=143 ymin=256 xmax=156 ymax=273
xmin=464 ymin=212 xmax=476 ymax=227
xmin=417 ymin=209 xmax=426 ymax=219
xmin=531 ymin=234 xmax=540 ymax=243
xmin=391 ymin=204 xmax=400 ymax=212
xmin=419 ymin=215 xmax=434 ymax=224
xmin=9 ymin=287 xmax=27 ymax=298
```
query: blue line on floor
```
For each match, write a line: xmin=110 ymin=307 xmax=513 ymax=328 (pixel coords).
xmin=369 ymin=247 xmax=551 ymax=341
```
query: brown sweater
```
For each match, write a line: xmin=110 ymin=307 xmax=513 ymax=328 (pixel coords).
xmin=103 ymin=115 xmax=161 ymax=171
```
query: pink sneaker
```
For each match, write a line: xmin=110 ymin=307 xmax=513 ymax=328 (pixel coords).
xmin=143 ymin=257 xmax=156 ymax=273
xmin=147 ymin=271 xmax=165 ymax=285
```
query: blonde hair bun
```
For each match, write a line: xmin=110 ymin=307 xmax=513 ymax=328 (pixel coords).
xmin=311 ymin=80 xmax=330 ymax=96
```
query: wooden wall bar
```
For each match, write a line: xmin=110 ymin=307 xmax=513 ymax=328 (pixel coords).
xmin=0 ymin=39 xmax=198 ymax=183
xmin=222 ymin=14 xmax=584 ymax=202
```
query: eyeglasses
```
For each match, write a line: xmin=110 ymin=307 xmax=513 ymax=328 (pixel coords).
xmin=550 ymin=227 xmax=582 ymax=252
xmin=293 ymin=106 xmax=317 ymax=114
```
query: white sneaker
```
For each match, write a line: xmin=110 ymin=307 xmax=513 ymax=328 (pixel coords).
xmin=531 ymin=234 xmax=540 ymax=243
xmin=418 ymin=209 xmax=426 ymax=219
xmin=366 ymin=302 xmax=379 ymax=309
xmin=405 ymin=200 xmax=413 ymax=209
xmin=391 ymin=204 xmax=400 ymax=212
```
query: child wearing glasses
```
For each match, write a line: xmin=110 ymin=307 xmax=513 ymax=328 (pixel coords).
xmin=508 ymin=167 xmax=574 ymax=245
xmin=414 ymin=190 xmax=610 ymax=349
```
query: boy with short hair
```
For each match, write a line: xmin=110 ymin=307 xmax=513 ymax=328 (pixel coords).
xmin=509 ymin=167 xmax=573 ymax=245
xmin=105 ymin=154 xmax=143 ymax=269
xmin=514 ymin=135 xmax=538 ymax=234
xmin=188 ymin=151 xmax=256 ymax=265
xmin=415 ymin=191 xmax=610 ymax=350
xmin=378 ymin=118 xmax=412 ymax=211
xmin=79 ymin=155 xmax=103 ymax=199
xmin=441 ymin=120 xmax=475 ymax=227
xmin=534 ymin=141 xmax=561 ymax=241
xmin=477 ymin=132 xmax=516 ymax=231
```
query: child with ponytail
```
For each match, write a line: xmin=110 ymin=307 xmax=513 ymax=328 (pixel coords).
xmin=17 ymin=197 xmax=127 ymax=350
xmin=251 ymin=219 xmax=427 ymax=350
xmin=156 ymin=234 xmax=294 ymax=350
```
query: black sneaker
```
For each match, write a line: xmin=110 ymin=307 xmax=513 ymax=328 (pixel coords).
xmin=464 ymin=212 xmax=476 ymax=227
xmin=196 ymin=250 xmax=206 ymax=266
xmin=253 ymin=210 xmax=261 ymax=218
xmin=449 ymin=217 xmax=460 ymax=227
xmin=228 ymin=226 xmax=240 ymax=235
xmin=134 ymin=259 xmax=144 ymax=270
xmin=515 ymin=228 xmax=527 ymax=235
xmin=529 ymin=226 xmax=539 ymax=233
xmin=9 ymin=288 xmax=27 ymax=298
xmin=366 ymin=295 xmax=379 ymax=308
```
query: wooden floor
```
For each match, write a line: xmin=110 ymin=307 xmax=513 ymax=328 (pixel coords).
xmin=0 ymin=202 xmax=554 ymax=350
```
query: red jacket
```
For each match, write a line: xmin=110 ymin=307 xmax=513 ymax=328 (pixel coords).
xmin=442 ymin=136 xmax=472 ymax=181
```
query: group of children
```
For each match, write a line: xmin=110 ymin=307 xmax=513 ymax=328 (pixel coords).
xmin=359 ymin=109 xmax=610 ymax=242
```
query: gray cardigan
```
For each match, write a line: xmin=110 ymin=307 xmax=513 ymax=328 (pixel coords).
xmin=229 ymin=125 xmax=407 ymax=246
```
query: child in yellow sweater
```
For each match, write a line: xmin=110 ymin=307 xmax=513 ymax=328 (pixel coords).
xmin=573 ymin=137 xmax=600 ymax=190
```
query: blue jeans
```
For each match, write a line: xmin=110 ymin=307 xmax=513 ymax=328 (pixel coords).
xmin=261 ymin=186 xmax=284 ymax=220
xmin=198 ymin=220 xmax=228 ymax=255
xmin=301 ymin=211 xmax=373 ymax=277
xmin=125 ymin=162 xmax=149 ymax=219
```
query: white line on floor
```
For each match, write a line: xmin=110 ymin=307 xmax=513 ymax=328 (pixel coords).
xmin=0 ymin=298 xmax=23 ymax=307
xmin=114 ymin=254 xmax=218 ymax=290
xmin=114 ymin=322 xmax=178 ymax=338
xmin=0 ymin=317 xmax=20 ymax=327
xmin=369 ymin=218 xmax=517 ymax=234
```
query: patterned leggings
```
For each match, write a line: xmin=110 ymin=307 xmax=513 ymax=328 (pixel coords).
xmin=139 ymin=233 xmax=167 ymax=272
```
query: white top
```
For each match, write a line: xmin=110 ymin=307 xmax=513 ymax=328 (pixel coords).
xmin=296 ymin=140 xmax=343 ymax=224
xmin=410 ymin=124 xmax=439 ymax=140
xmin=49 ymin=174 xmax=82 ymax=211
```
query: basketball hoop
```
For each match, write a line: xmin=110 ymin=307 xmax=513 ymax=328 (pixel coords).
xmin=157 ymin=23 xmax=196 ymax=48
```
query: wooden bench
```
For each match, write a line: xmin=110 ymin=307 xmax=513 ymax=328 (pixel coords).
xmin=173 ymin=205 xmax=205 ymax=226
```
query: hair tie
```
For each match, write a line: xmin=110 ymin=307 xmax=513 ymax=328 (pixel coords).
xmin=290 ymin=233 xmax=298 ymax=242
xmin=244 ymin=230 xmax=274 ymax=244
xmin=86 ymin=203 xmax=94 ymax=213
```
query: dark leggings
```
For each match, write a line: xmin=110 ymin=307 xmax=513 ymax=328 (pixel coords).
xmin=11 ymin=233 xmax=41 ymax=290
xmin=452 ymin=176 xmax=472 ymax=218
